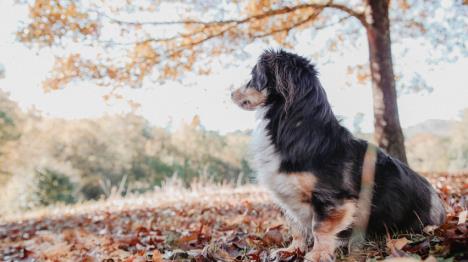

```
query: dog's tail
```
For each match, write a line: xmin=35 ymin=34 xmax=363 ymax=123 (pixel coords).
xmin=429 ymin=187 xmax=446 ymax=225
xmin=348 ymin=144 xmax=377 ymax=251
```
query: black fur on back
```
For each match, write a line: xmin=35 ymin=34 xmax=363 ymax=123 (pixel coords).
xmin=248 ymin=49 xmax=444 ymax=236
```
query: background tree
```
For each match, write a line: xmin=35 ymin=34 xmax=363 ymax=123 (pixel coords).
xmin=0 ymin=90 xmax=22 ymax=178
xmin=16 ymin=0 xmax=468 ymax=163
xmin=0 ymin=63 xmax=5 ymax=79
xmin=0 ymin=109 xmax=253 ymax=211
xmin=448 ymin=109 xmax=468 ymax=170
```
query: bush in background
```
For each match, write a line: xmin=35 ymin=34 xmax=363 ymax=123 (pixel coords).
xmin=0 ymin=91 xmax=467 ymax=214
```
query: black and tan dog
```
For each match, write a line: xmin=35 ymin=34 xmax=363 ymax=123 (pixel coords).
xmin=231 ymin=49 xmax=445 ymax=261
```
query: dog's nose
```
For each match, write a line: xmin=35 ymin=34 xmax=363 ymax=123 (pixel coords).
xmin=231 ymin=92 xmax=235 ymax=98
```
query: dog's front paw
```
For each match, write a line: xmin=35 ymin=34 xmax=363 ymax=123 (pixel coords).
xmin=304 ymin=249 xmax=335 ymax=262
xmin=269 ymin=246 xmax=304 ymax=262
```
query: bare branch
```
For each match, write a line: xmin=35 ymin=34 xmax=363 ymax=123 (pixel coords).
xmin=96 ymin=5 xmax=356 ymax=52
xmin=251 ymin=10 xmax=323 ymax=39
xmin=314 ymin=14 xmax=354 ymax=31
xmin=99 ymin=2 xmax=364 ymax=27
xmin=325 ymin=3 xmax=366 ymax=26
xmin=97 ymin=10 xmax=214 ymax=26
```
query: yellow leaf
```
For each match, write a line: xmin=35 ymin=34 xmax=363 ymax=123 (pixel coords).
xmin=458 ymin=210 xmax=467 ymax=224
xmin=386 ymin=237 xmax=409 ymax=250
xmin=152 ymin=250 xmax=163 ymax=262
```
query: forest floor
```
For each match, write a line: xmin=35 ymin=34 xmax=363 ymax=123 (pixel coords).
xmin=0 ymin=173 xmax=466 ymax=262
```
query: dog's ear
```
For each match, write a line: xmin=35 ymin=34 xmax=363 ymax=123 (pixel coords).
xmin=258 ymin=50 xmax=294 ymax=108
xmin=253 ymin=62 xmax=268 ymax=90
xmin=260 ymin=49 xmax=320 ymax=112
xmin=269 ymin=53 xmax=296 ymax=111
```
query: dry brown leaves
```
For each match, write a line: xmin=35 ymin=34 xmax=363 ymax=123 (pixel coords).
xmin=0 ymin=172 xmax=466 ymax=261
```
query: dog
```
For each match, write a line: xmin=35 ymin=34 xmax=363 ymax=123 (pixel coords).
xmin=231 ymin=49 xmax=446 ymax=261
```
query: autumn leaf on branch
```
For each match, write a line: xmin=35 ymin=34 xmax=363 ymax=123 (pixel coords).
xmin=16 ymin=0 xmax=466 ymax=91
xmin=16 ymin=0 xmax=371 ymax=89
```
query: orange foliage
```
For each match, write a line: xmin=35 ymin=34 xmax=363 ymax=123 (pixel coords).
xmin=14 ymin=0 xmax=464 ymax=90
xmin=18 ymin=0 xmax=97 ymax=46
xmin=16 ymin=0 xmax=366 ymax=89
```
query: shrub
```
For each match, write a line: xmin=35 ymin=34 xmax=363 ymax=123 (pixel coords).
xmin=36 ymin=169 xmax=76 ymax=206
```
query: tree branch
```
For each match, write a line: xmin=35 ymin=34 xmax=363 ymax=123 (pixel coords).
xmin=88 ymin=1 xmax=364 ymax=61
xmin=95 ymin=5 xmax=357 ymax=50
xmin=99 ymin=2 xmax=364 ymax=27
xmin=324 ymin=2 xmax=366 ymax=26
xmin=251 ymin=10 xmax=323 ymax=39
xmin=314 ymin=14 xmax=354 ymax=31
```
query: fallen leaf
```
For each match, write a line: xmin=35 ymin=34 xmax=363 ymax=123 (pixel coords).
xmin=152 ymin=250 xmax=163 ymax=262
xmin=263 ymin=226 xmax=284 ymax=246
xmin=423 ymin=225 xmax=438 ymax=234
xmin=387 ymin=237 xmax=410 ymax=250
xmin=424 ymin=256 xmax=437 ymax=262
xmin=457 ymin=210 xmax=467 ymax=224
xmin=386 ymin=237 xmax=410 ymax=258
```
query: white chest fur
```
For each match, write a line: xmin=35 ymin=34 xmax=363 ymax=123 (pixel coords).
xmin=250 ymin=108 xmax=314 ymax=230
xmin=251 ymin=108 xmax=281 ymax=187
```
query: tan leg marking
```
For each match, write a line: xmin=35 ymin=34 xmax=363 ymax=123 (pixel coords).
xmin=293 ymin=172 xmax=316 ymax=201
xmin=269 ymin=172 xmax=316 ymax=260
xmin=305 ymin=201 xmax=356 ymax=262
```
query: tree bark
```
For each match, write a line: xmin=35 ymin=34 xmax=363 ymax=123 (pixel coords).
xmin=364 ymin=0 xmax=408 ymax=163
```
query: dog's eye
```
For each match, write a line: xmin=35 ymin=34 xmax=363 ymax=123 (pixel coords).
xmin=242 ymin=100 xmax=250 ymax=106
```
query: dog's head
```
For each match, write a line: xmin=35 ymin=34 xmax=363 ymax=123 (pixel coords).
xmin=231 ymin=49 xmax=319 ymax=111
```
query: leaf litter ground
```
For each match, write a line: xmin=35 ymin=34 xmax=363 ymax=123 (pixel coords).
xmin=0 ymin=172 xmax=466 ymax=261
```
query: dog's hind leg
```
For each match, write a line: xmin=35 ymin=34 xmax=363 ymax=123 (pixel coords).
xmin=305 ymin=201 xmax=356 ymax=262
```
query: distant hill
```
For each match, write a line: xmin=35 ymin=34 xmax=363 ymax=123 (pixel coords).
xmin=404 ymin=119 xmax=456 ymax=138
xmin=353 ymin=119 xmax=456 ymax=142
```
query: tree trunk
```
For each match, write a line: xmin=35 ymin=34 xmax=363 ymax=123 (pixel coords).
xmin=364 ymin=0 xmax=408 ymax=163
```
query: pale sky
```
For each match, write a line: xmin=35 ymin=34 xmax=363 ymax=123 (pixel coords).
xmin=0 ymin=1 xmax=467 ymax=134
